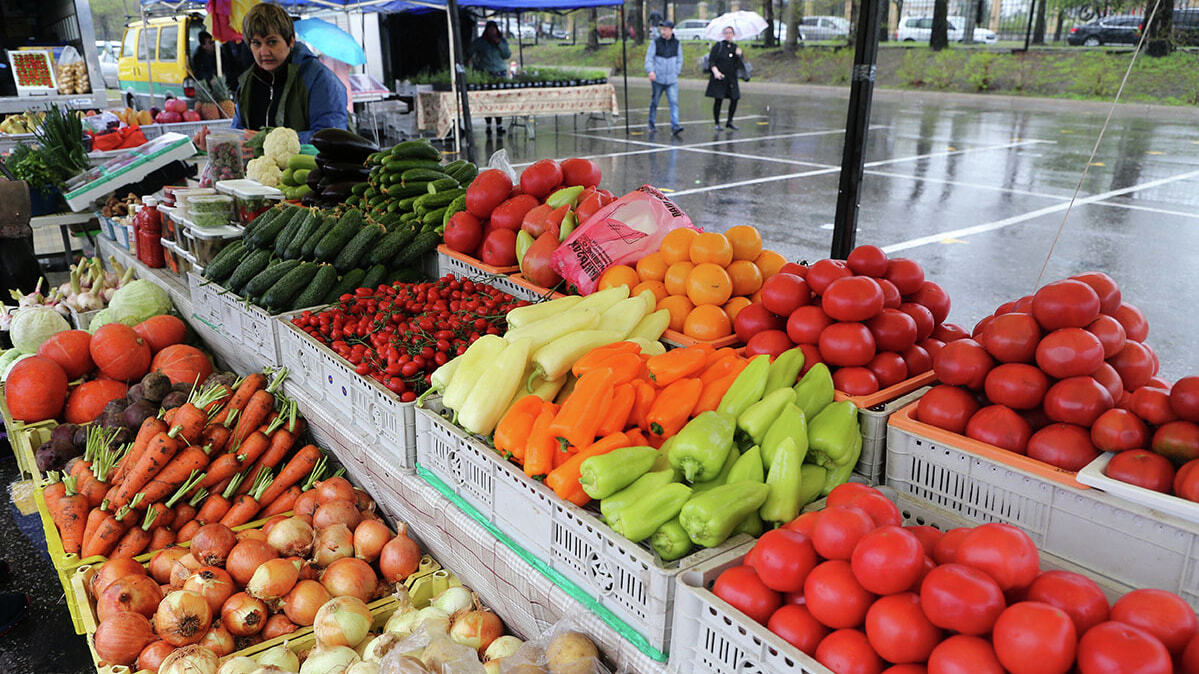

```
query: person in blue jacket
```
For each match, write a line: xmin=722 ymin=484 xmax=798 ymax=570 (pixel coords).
xmin=644 ymin=21 xmax=684 ymax=136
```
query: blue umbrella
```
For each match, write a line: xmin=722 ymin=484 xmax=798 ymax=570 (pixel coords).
xmin=294 ymin=17 xmax=366 ymax=66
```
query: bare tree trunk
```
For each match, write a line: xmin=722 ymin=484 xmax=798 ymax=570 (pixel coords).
xmin=1146 ymin=0 xmax=1174 ymax=56
xmin=847 ymin=0 xmax=859 ymax=46
xmin=763 ymin=0 xmax=776 ymax=46
xmin=880 ymin=0 xmax=890 ymax=42
xmin=931 ymin=0 xmax=950 ymax=49
xmin=1053 ymin=7 xmax=1065 ymax=42
xmin=785 ymin=0 xmax=803 ymax=51
xmin=1033 ymin=0 xmax=1047 ymax=44
xmin=587 ymin=8 xmax=600 ymax=50
xmin=963 ymin=0 xmax=976 ymax=43
xmin=633 ymin=0 xmax=646 ymax=43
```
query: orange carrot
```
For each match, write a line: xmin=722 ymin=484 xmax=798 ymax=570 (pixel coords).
xmin=82 ymin=495 xmax=142 ymax=558
xmin=51 ymin=476 xmax=89 ymax=555
xmin=42 ymin=472 xmax=66 ymax=511
xmin=234 ymin=430 xmax=272 ymax=467
xmin=258 ymin=457 xmax=325 ymax=515
xmin=211 ymin=372 xmax=267 ymax=425
xmin=220 ymin=470 xmax=273 ymax=527
xmin=230 ymin=371 xmax=286 ymax=447
xmin=113 ymin=417 xmax=168 ymax=485
xmin=111 ymin=507 xmax=159 ymax=558
xmin=80 ymin=501 xmax=109 ymax=558
xmin=109 ymin=427 xmax=182 ymax=510
xmin=200 ymin=423 xmax=233 ymax=454
xmin=199 ymin=452 xmax=243 ymax=491
xmin=146 ymin=502 xmax=174 ymax=530
xmin=259 ymin=485 xmax=301 ymax=518
xmin=196 ymin=473 xmax=244 ymax=524
xmin=172 ymin=488 xmax=206 ymax=531
xmin=141 ymin=462 xmax=207 ymax=512
xmin=523 ymin=404 xmax=560 ymax=477
xmin=545 ymin=432 xmax=630 ymax=500
xmin=176 ymin=519 xmax=202 ymax=543
xmin=149 ymin=526 xmax=176 ymax=550
xmin=163 ymin=407 xmax=178 ymax=425
xmin=254 ymin=444 xmax=321 ymax=508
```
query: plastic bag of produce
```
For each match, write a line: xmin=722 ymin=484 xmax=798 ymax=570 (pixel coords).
xmin=552 ymin=185 xmax=696 ymax=295
xmin=381 ymin=625 xmax=484 ymax=673
xmin=499 ymin=614 xmax=615 ymax=674
xmin=55 ymin=46 xmax=90 ymax=94
xmin=486 ymin=148 xmax=518 ymax=184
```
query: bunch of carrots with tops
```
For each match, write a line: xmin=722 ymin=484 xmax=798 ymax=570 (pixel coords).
xmin=43 ymin=367 xmax=330 ymax=562
xmin=493 ymin=341 xmax=747 ymax=505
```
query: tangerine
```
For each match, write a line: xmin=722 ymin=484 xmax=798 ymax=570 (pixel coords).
xmin=663 ymin=261 xmax=695 ymax=296
xmin=635 ymin=252 xmax=668 ymax=282
xmin=632 ymin=280 xmax=669 ymax=304
xmin=657 ymin=295 xmax=695 ymax=332
xmin=723 ymin=297 xmax=752 ymax=321
xmin=686 ymin=263 xmax=734 ymax=306
xmin=684 ymin=305 xmax=733 ymax=340
xmin=598 ymin=265 xmax=640 ymax=291
xmin=727 ymin=260 xmax=764 ymax=297
xmin=660 ymin=228 xmax=699 ymax=265
xmin=726 ymin=225 xmax=764 ymax=261
xmin=689 ymin=232 xmax=734 ymax=266
xmin=755 ymin=250 xmax=787 ymax=279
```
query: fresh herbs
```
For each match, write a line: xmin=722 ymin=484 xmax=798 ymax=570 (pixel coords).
xmin=8 ymin=144 xmax=62 ymax=191
xmin=33 ymin=104 xmax=88 ymax=179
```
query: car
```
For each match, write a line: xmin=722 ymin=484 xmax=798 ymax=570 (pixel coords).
xmin=1135 ymin=8 xmax=1199 ymax=45
xmin=897 ymin=16 xmax=998 ymax=43
xmin=765 ymin=20 xmax=802 ymax=42
xmin=672 ymin=19 xmax=710 ymax=40
xmin=596 ymin=14 xmax=634 ymax=39
xmin=507 ymin=23 xmax=537 ymax=41
xmin=1066 ymin=15 xmax=1140 ymax=45
xmin=96 ymin=41 xmax=120 ymax=89
xmin=801 ymin=15 xmax=850 ymax=41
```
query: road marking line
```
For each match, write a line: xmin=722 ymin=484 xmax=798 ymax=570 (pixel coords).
xmin=864 ymin=139 xmax=1055 ymax=168
xmin=863 ymin=169 xmax=1072 ymax=200
xmin=585 ymin=115 xmax=768 ymax=132
xmin=1092 ymin=200 xmax=1199 ymax=219
xmin=667 ymin=167 xmax=841 ymax=196
xmin=882 ymin=168 xmax=1199 ymax=253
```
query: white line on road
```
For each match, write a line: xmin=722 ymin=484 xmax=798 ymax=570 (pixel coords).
xmin=881 ymin=168 xmax=1199 ymax=253
xmin=864 ymin=139 xmax=1055 ymax=168
xmin=583 ymin=114 xmax=768 ymax=131
xmin=1092 ymin=199 xmax=1199 ymax=220
xmin=863 ymin=169 xmax=1072 ymax=201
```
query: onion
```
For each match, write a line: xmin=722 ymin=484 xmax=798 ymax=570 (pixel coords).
xmin=248 ymin=558 xmax=300 ymax=604
xmin=139 ymin=640 xmax=175 ymax=672
xmin=256 ymin=643 xmax=300 ymax=671
xmin=221 ymin=592 xmax=268 ymax=636
xmin=301 ymin=646 xmax=361 ymax=674
xmin=237 ymin=528 xmax=268 ymax=542
xmin=97 ymin=573 xmax=162 ymax=621
xmin=352 ymin=487 xmax=374 ymax=512
xmin=316 ymin=476 xmax=356 ymax=504
xmin=292 ymin=557 xmax=320 ymax=580
xmin=314 ymin=499 xmax=363 ymax=530
xmin=314 ymin=523 xmax=354 ymax=567
xmin=353 ymin=520 xmax=391 ymax=564
xmin=383 ymin=607 xmax=420 ymax=638
xmin=94 ymin=611 xmax=156 ymax=665
xmin=284 ymin=579 xmax=331 ymax=626
xmin=158 ymin=644 xmax=221 ymax=674
xmin=414 ymin=607 xmax=450 ymax=635
xmin=314 ymin=596 xmax=374 ymax=649
xmin=90 ymin=557 xmax=147 ymax=599
xmin=295 ymin=490 xmax=322 ymax=518
xmin=379 ymin=534 xmax=422 ymax=583
xmin=296 ymin=513 xmax=314 ymax=527
xmin=431 ymin=586 xmax=473 ymax=617
xmin=322 ymin=557 xmax=377 ymax=602
xmin=199 ymin=622 xmax=235 ymax=656
xmin=227 ymin=539 xmax=279 ymax=586
xmin=192 ymin=523 xmax=238 ymax=567
xmin=379 ymin=653 xmax=432 ymax=673
xmin=360 ymin=632 xmax=403 ymax=663
xmin=483 ymin=661 xmax=500 ymax=674
xmin=155 ymin=590 xmax=214 ymax=646
xmin=170 ymin=553 xmax=203 ymax=588
xmin=267 ymin=517 xmax=315 ymax=557
xmin=217 ymin=657 xmax=260 ymax=674
xmin=250 ymin=667 xmax=289 ymax=674
xmin=233 ymin=633 xmax=263 ymax=653
xmin=262 ymin=514 xmax=290 ymax=535
xmin=483 ymin=635 xmax=523 ymax=662
xmin=183 ymin=567 xmax=237 ymax=615
xmin=150 ymin=546 xmax=191 ymax=585
xmin=347 ymin=663 xmax=381 ymax=674
xmin=262 ymin=613 xmax=299 ymax=640
xmin=449 ymin=610 xmax=504 ymax=655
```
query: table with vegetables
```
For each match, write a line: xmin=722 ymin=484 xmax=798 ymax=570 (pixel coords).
xmin=2 ymin=122 xmax=1198 ymax=674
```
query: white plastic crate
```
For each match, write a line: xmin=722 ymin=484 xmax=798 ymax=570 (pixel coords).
xmin=350 ymin=372 xmax=418 ymax=471
xmin=317 ymin=345 xmax=358 ymax=418
xmin=887 ymin=408 xmax=1199 ymax=609
xmin=187 ymin=271 xmax=225 ymax=332
xmin=274 ymin=313 xmax=326 ymax=395
xmin=434 ymin=247 xmax=536 ymax=301
xmin=854 ymin=386 xmax=929 ymax=484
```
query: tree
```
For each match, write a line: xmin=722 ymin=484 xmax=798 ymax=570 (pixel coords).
xmin=763 ymin=0 xmax=777 ymax=47
xmin=90 ymin=0 xmax=131 ymax=43
xmin=880 ymin=0 xmax=891 ymax=42
xmin=586 ymin=8 xmax=600 ymax=50
xmin=931 ymin=0 xmax=950 ymax=49
xmin=633 ymin=0 xmax=646 ymax=43
xmin=1145 ymin=0 xmax=1174 ymax=56
xmin=785 ymin=0 xmax=803 ymax=51
xmin=1033 ymin=0 xmax=1048 ymax=44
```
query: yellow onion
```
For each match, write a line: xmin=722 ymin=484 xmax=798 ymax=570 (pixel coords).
xmin=216 ymin=656 xmax=259 ymax=674
xmin=255 ymin=643 xmax=300 ymax=671
xmin=314 ymin=596 xmax=374 ymax=649
xmin=158 ymin=644 xmax=221 ymax=674
xmin=300 ymin=646 xmax=360 ymax=674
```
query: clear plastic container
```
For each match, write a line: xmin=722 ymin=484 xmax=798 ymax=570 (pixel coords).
xmin=188 ymin=194 xmax=234 ymax=228
xmin=204 ymin=131 xmax=245 ymax=184
xmin=216 ymin=179 xmax=284 ymax=225
xmin=174 ymin=188 xmax=217 ymax=219
xmin=184 ymin=224 xmax=242 ymax=265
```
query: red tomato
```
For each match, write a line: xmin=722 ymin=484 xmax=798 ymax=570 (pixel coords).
xmin=746 ymin=529 xmax=819 ymax=593
xmin=1027 ymin=423 xmax=1100 ymax=471
xmin=834 ymin=367 xmax=880 ymax=395
xmin=465 ymin=169 xmax=514 ymax=218
xmin=851 ymin=526 xmax=925 ymax=595
xmin=735 ymin=303 xmax=786 ymax=343
xmin=884 ymin=258 xmax=925 ymax=295
xmin=933 ymin=339 xmax=994 ymax=390
xmin=712 ymin=565 xmax=782 ymax=625
xmin=1077 ymin=621 xmax=1173 ymax=674
xmin=1091 ymin=362 xmax=1125 ymax=402
xmin=932 ymin=323 xmax=969 ymax=342
xmin=1183 ymin=632 xmax=1199 ymax=674
xmin=1129 ymin=386 xmax=1179 ymax=426
xmin=559 ymin=157 xmax=602 ymax=187
xmin=1152 ymin=421 xmax=1199 ymax=467
xmin=910 ymin=281 xmax=951 ymax=324
xmin=882 ymin=666 xmax=927 ymax=674
xmin=931 ymin=527 xmax=971 ymax=565
xmin=519 ymin=159 xmax=564 ymax=198
xmin=847 ymin=245 xmax=889 ymax=277
xmin=1113 ymin=303 xmax=1149 ymax=342
xmin=1020 ymin=406 xmax=1053 ymax=432
xmin=1070 ymin=271 xmax=1122 ymax=314
xmin=905 ymin=525 xmax=943 ymax=557
xmin=826 ymin=483 xmax=877 ymax=506
xmin=817 ymin=629 xmax=885 ymax=674
xmin=992 ymin=602 xmax=1078 ymax=674
xmin=443 ymin=211 xmax=483 ymax=254
xmin=984 ymin=363 xmax=1050 ymax=410
xmin=1043 ymin=376 xmax=1114 ymax=427
xmin=1026 ymin=570 xmax=1110 ymax=635
xmin=865 ymin=593 xmax=944 ymax=664
xmin=920 ymin=563 xmax=1007 ymax=635
xmin=812 ymin=505 xmax=877 ymax=560
xmin=1090 ymin=408 xmax=1150 ymax=452
xmin=1035 ymin=328 xmax=1105 ymax=379
xmin=1105 ymin=449 xmax=1175 ymax=492
xmin=823 ymin=276 xmax=885 ymax=322
xmin=916 ymin=385 xmax=981 ymax=434
xmin=1109 ymin=341 xmax=1156 ymax=391
xmin=799 ymin=344 xmax=824 ymax=375
xmin=1172 ymin=377 xmax=1199 ymax=422
xmin=1110 ymin=588 xmax=1199 ymax=656
xmin=1032 ymin=279 xmax=1101 ymax=331
xmin=783 ymin=511 xmax=822 ymax=537
xmin=867 ymin=309 xmax=918 ymax=352
xmin=955 ymin=522 xmax=1039 ymax=592
xmin=807 ymin=259 xmax=853 ymax=295
xmin=899 ymin=302 xmax=936 ymax=341
xmin=830 ymin=487 xmax=902 ymax=528
xmin=965 ymin=404 xmax=1033 ymax=453
xmin=867 ymin=352 xmax=908 ymax=389
xmin=787 ymin=305 xmax=833 ymax=345
xmin=1087 ymin=314 xmax=1127 ymax=359
xmin=761 ymin=273 xmax=811 ymax=317
xmin=972 ymin=314 xmax=994 ymax=338
xmin=805 ymin=561 xmax=877 ymax=629
xmin=1013 ymin=294 xmax=1035 ymax=313
xmin=779 ymin=262 xmax=808 ymax=277
xmin=479 ymin=229 xmax=518 ymax=267
xmin=1175 ymin=460 xmax=1199 ymax=501
xmin=902 ymin=344 xmax=933 ymax=376
xmin=979 ymin=312 xmax=1042 ymax=363
xmin=819 ymin=322 xmax=877 ymax=368
xmin=877 ymin=279 xmax=902 ymax=308
xmin=745 ymin=330 xmax=795 ymax=359
xmin=488 ymin=194 xmax=541 ymax=231
xmin=768 ymin=604 xmax=828 ymax=655
xmin=920 ymin=337 xmax=945 ymax=362
xmin=927 ymin=635 xmax=1005 ymax=674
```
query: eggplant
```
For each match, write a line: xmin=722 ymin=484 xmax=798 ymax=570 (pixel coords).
xmin=316 ymin=161 xmax=371 ymax=183
xmin=161 ymin=390 xmax=188 ymax=410
xmin=141 ymin=371 xmax=171 ymax=402
xmin=123 ymin=399 xmax=158 ymax=429
xmin=320 ymin=181 xmax=360 ymax=201
xmin=306 ymin=165 xmax=324 ymax=190
xmin=311 ymin=129 xmax=378 ymax=162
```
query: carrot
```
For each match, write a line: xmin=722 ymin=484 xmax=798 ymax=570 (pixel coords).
xmin=253 ymin=444 xmax=321 ymax=508
xmin=546 ymin=432 xmax=630 ymax=501
xmin=80 ymin=500 xmax=110 ymax=558
xmin=259 ymin=456 xmax=326 ymax=515
xmin=258 ymin=485 xmax=301 ymax=518
xmin=548 ymin=368 xmax=615 ymax=451
xmin=139 ymin=446 xmax=211 ymax=506
xmin=109 ymin=427 xmax=182 ymax=510
xmin=176 ymin=519 xmax=202 ymax=543
xmin=42 ymin=472 xmax=66 ymax=513
xmin=595 ymin=383 xmax=636 ymax=437
xmin=238 ymin=406 xmax=299 ymax=495
xmin=233 ymin=431 xmax=272 ymax=467
xmin=646 ymin=377 xmax=703 ymax=439
xmin=113 ymin=417 xmax=168 ymax=485
xmin=199 ymin=452 xmax=243 ymax=491
xmin=523 ymin=404 xmax=560 ymax=477
xmin=146 ymin=502 xmax=175 ymax=530
xmin=111 ymin=507 xmax=159 ymax=559
xmin=195 ymin=473 xmax=244 ymax=524
xmin=200 ymin=423 xmax=233 ymax=454
xmin=495 ymin=395 xmax=544 ymax=461
xmin=51 ymin=476 xmax=89 ymax=555
xmin=163 ymin=407 xmax=178 ymax=425
xmin=211 ymin=372 xmax=267 ymax=426
xmin=149 ymin=526 xmax=176 ymax=550
xmin=647 ymin=347 xmax=708 ymax=387
xmin=173 ymin=488 xmax=206 ymax=531
xmin=230 ymin=370 xmax=287 ymax=447
xmin=82 ymin=495 xmax=142 ymax=558
xmin=220 ymin=469 xmax=274 ymax=527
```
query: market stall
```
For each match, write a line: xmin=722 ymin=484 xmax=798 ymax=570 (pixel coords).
xmin=416 ymin=82 xmax=619 ymax=138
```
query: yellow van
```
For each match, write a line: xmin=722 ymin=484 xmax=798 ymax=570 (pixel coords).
xmin=117 ymin=15 xmax=206 ymax=107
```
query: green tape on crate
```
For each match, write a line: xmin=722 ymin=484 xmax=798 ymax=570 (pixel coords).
xmin=416 ymin=465 xmax=669 ymax=663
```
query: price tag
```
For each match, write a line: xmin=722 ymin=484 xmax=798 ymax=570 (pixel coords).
xmin=69 ymin=97 xmax=93 ymax=108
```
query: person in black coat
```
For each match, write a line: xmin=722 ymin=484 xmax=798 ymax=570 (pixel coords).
xmin=705 ymin=26 xmax=743 ymax=131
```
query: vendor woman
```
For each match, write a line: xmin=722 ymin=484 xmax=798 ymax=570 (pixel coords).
xmin=196 ymin=3 xmax=347 ymax=149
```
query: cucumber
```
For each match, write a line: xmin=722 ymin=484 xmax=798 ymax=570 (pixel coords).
xmin=352 ymin=182 xmax=369 ymax=195
xmin=442 ymin=159 xmax=468 ymax=174
xmin=360 ymin=263 xmax=388 ymax=290
xmin=449 ymin=163 xmax=479 ymax=184
xmin=346 ymin=195 xmax=362 ymax=208
xmin=287 ymin=154 xmax=318 ymax=171
xmin=333 ymin=223 xmax=385 ymax=272
xmin=422 ymin=207 xmax=447 ymax=228
xmin=426 ymin=177 xmax=460 ymax=193
xmin=284 ymin=210 xmax=322 ymax=259
xmin=389 ymin=140 xmax=440 ymax=161
xmin=226 ymin=248 xmax=272 ymax=293
xmin=442 ymin=195 xmax=467 ymax=227
xmin=322 ymin=268 xmax=367 ymax=304
xmin=300 ymin=214 xmax=337 ymax=259
xmin=243 ymin=204 xmax=287 ymax=241
xmin=413 ymin=188 xmax=466 ymax=212
xmin=388 ymin=182 xmax=430 ymax=199
xmin=292 ymin=263 xmax=338 ymax=309
xmin=366 ymin=228 xmax=418 ymax=266
xmin=273 ymin=207 xmax=309 ymax=257
xmin=313 ymin=209 xmax=364 ymax=261
xmin=262 ymin=262 xmax=321 ymax=312
xmin=393 ymin=230 xmax=441 ymax=268
xmin=243 ymin=258 xmax=301 ymax=299
xmin=388 ymin=267 xmax=424 ymax=284
xmin=401 ymin=168 xmax=450 ymax=183
xmin=204 ymin=240 xmax=247 ymax=283
xmin=251 ymin=206 xmax=301 ymax=249
xmin=383 ymin=158 xmax=441 ymax=174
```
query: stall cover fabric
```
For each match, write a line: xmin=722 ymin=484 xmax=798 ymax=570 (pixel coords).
xmin=268 ymin=0 xmax=621 ymax=11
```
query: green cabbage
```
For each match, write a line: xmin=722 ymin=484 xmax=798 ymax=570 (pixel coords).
xmin=10 ymin=306 xmax=70 ymax=353
xmin=108 ymin=279 xmax=171 ymax=325
xmin=0 ymin=349 xmax=32 ymax=379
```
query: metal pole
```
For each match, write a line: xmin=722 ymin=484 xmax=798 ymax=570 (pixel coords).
xmin=518 ymin=11 xmax=525 ymax=69
xmin=1022 ymin=0 xmax=1036 ymax=50
xmin=829 ymin=0 xmax=882 ymax=258
xmin=447 ymin=0 xmax=476 ymax=162
xmin=620 ymin=3 xmax=630 ymax=135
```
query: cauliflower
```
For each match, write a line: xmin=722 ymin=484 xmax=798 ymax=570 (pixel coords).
xmin=247 ymin=156 xmax=283 ymax=187
xmin=263 ymin=127 xmax=301 ymax=169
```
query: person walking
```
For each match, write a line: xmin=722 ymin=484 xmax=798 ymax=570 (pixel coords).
xmin=191 ymin=31 xmax=218 ymax=84
xmin=645 ymin=20 xmax=683 ymax=136
xmin=468 ymin=21 xmax=511 ymax=136
xmin=705 ymin=25 xmax=743 ymax=131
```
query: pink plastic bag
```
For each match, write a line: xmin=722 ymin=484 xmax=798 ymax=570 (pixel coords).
xmin=552 ymin=185 xmax=697 ymax=295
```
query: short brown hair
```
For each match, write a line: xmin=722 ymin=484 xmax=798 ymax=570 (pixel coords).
xmin=242 ymin=3 xmax=295 ymax=43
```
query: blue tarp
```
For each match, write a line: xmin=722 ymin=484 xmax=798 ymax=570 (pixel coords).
xmin=243 ymin=0 xmax=620 ymax=12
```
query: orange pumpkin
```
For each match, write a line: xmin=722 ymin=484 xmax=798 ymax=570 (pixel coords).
xmin=36 ymin=329 xmax=94 ymax=379
xmin=65 ymin=380 xmax=129 ymax=424
xmin=134 ymin=315 xmax=188 ymax=354
xmin=151 ymin=344 xmax=213 ymax=386
xmin=6 ymin=356 xmax=68 ymax=422
xmin=90 ymin=324 xmax=152 ymax=382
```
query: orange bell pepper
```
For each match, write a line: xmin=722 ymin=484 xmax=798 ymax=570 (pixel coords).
xmin=646 ymin=377 xmax=703 ymax=439
xmin=625 ymin=428 xmax=648 ymax=447
xmin=548 ymin=368 xmax=615 ymax=451
xmin=572 ymin=342 xmax=642 ymax=378
xmin=494 ymin=395 xmax=544 ymax=461
xmin=629 ymin=379 xmax=656 ymax=430
xmin=693 ymin=369 xmax=744 ymax=415
xmin=545 ymin=432 xmax=630 ymax=501
xmin=523 ymin=403 xmax=560 ymax=477
xmin=701 ymin=351 xmax=744 ymax=385
xmin=646 ymin=347 xmax=709 ymax=387
xmin=596 ymin=383 xmax=636 ymax=437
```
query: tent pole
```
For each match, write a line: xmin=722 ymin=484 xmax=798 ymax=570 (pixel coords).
xmin=446 ymin=7 xmax=461 ymax=157
xmin=447 ymin=0 xmax=476 ymax=162
xmin=620 ymin=3 xmax=629 ymax=135
xmin=518 ymin=11 xmax=524 ymax=69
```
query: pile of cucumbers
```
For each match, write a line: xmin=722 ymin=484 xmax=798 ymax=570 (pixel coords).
xmin=352 ymin=139 xmax=477 ymax=236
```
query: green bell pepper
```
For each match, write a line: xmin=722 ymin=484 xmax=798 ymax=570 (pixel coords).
xmin=728 ymin=446 xmax=766 ymax=537
xmin=821 ymin=435 xmax=862 ymax=496
xmin=650 ymin=517 xmax=693 ymax=561
xmin=761 ymin=403 xmax=808 ymax=471
xmin=613 ymin=483 xmax=693 ymax=542
xmin=760 ymin=436 xmax=803 ymax=524
xmin=599 ymin=469 xmax=676 ymax=525
xmin=764 ymin=347 xmax=805 ymax=394
xmin=808 ymin=400 xmax=861 ymax=469
xmin=737 ymin=387 xmax=796 ymax=446
xmin=799 ymin=464 xmax=828 ymax=508
xmin=579 ymin=446 xmax=659 ymax=500
xmin=679 ymin=481 xmax=771 ymax=547
xmin=653 ymin=437 xmax=675 ymax=472
xmin=793 ymin=362 xmax=835 ymax=422
xmin=668 ymin=411 xmax=736 ymax=483
xmin=717 ymin=354 xmax=771 ymax=418
xmin=692 ymin=447 xmax=740 ymax=492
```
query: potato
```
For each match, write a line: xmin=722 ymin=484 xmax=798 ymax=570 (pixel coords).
xmin=546 ymin=632 xmax=599 ymax=674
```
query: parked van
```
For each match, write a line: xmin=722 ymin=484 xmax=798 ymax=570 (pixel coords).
xmin=117 ymin=15 xmax=205 ymax=107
